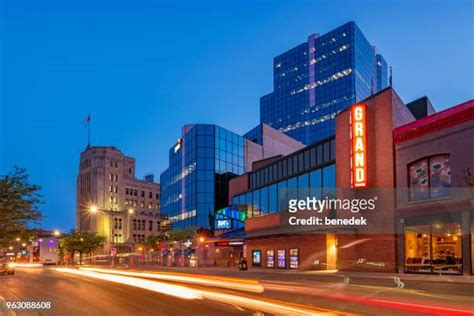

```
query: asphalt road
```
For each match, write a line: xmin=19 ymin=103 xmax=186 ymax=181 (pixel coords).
xmin=1 ymin=267 xmax=473 ymax=316
xmin=0 ymin=268 xmax=253 ymax=316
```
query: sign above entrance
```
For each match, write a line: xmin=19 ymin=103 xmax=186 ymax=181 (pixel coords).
xmin=350 ymin=103 xmax=367 ymax=189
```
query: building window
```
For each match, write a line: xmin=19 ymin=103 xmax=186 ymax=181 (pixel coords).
xmin=405 ymin=223 xmax=462 ymax=274
xmin=133 ymin=219 xmax=137 ymax=230
xmin=252 ymin=250 xmax=261 ymax=266
xmin=141 ymin=191 xmax=145 ymax=197
xmin=277 ymin=249 xmax=286 ymax=268
xmin=289 ymin=248 xmax=299 ymax=269
xmin=149 ymin=192 xmax=152 ymax=199
xmin=408 ymin=154 xmax=451 ymax=201
xmin=149 ymin=221 xmax=153 ymax=231
xmin=266 ymin=250 xmax=275 ymax=268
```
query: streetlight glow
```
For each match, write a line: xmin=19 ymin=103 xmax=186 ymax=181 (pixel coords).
xmin=53 ymin=230 xmax=61 ymax=237
xmin=128 ymin=208 xmax=134 ymax=214
xmin=89 ymin=205 xmax=98 ymax=214
xmin=198 ymin=237 xmax=205 ymax=243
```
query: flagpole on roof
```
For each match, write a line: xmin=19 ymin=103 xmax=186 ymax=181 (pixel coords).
xmin=87 ymin=113 xmax=91 ymax=148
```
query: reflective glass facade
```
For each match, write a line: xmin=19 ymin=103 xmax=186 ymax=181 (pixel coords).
xmin=232 ymin=137 xmax=335 ymax=218
xmin=260 ymin=22 xmax=389 ymax=145
xmin=376 ymin=54 xmax=388 ymax=92
xmin=160 ymin=124 xmax=244 ymax=228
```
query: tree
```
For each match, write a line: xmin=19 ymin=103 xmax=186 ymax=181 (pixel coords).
xmin=144 ymin=234 xmax=167 ymax=250
xmin=60 ymin=231 xmax=105 ymax=265
xmin=0 ymin=167 xmax=43 ymax=248
xmin=167 ymin=227 xmax=196 ymax=243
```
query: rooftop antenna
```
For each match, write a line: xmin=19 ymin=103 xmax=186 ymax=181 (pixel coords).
xmin=86 ymin=113 xmax=91 ymax=148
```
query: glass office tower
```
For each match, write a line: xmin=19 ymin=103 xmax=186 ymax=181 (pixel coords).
xmin=160 ymin=124 xmax=244 ymax=228
xmin=260 ymin=21 xmax=389 ymax=145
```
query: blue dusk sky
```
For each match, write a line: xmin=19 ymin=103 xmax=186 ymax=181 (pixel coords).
xmin=0 ymin=0 xmax=472 ymax=231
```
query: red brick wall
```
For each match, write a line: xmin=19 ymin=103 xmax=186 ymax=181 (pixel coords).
xmin=228 ymin=174 xmax=249 ymax=204
xmin=245 ymin=234 xmax=327 ymax=271
xmin=245 ymin=212 xmax=281 ymax=232
xmin=334 ymin=88 xmax=415 ymax=272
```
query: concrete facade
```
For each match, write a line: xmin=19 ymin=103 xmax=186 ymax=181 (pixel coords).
xmin=244 ymin=123 xmax=304 ymax=173
xmin=76 ymin=146 xmax=162 ymax=254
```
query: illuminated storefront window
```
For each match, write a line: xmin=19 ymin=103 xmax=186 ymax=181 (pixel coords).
xmin=252 ymin=250 xmax=261 ymax=266
xmin=289 ymin=248 xmax=299 ymax=269
xmin=405 ymin=223 xmax=462 ymax=274
xmin=277 ymin=249 xmax=286 ymax=268
xmin=266 ymin=250 xmax=275 ymax=268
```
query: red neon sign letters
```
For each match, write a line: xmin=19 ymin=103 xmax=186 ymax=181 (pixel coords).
xmin=350 ymin=103 xmax=367 ymax=188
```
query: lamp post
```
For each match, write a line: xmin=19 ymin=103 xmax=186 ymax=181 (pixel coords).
xmin=197 ymin=236 xmax=206 ymax=268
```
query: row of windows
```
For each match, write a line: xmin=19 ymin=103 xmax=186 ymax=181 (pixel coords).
xmin=132 ymin=219 xmax=157 ymax=231
xmin=234 ymin=164 xmax=336 ymax=218
xmin=109 ymin=174 xmax=118 ymax=182
xmin=250 ymin=138 xmax=335 ymax=189
xmin=109 ymin=160 xmax=119 ymax=168
xmin=125 ymin=199 xmax=158 ymax=209
xmin=133 ymin=234 xmax=146 ymax=243
xmin=126 ymin=188 xmax=159 ymax=199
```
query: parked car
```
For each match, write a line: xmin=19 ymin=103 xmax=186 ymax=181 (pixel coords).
xmin=0 ymin=257 xmax=15 ymax=275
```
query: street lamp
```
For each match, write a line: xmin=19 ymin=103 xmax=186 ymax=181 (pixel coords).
xmin=128 ymin=208 xmax=134 ymax=214
xmin=15 ymin=237 xmax=20 ymax=242
xmin=89 ymin=205 xmax=98 ymax=214
xmin=53 ymin=230 xmax=61 ymax=237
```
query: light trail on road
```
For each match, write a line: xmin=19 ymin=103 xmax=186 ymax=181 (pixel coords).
xmin=79 ymin=267 xmax=265 ymax=293
xmin=55 ymin=268 xmax=202 ymax=300
xmin=56 ymin=268 xmax=346 ymax=316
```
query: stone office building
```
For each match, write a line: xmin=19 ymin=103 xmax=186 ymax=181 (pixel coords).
xmin=76 ymin=146 xmax=163 ymax=254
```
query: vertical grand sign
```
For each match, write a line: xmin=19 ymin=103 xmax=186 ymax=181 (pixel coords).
xmin=350 ymin=103 xmax=367 ymax=188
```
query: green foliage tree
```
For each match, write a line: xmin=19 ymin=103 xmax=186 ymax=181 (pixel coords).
xmin=60 ymin=231 xmax=105 ymax=265
xmin=0 ymin=167 xmax=43 ymax=248
xmin=144 ymin=234 xmax=167 ymax=250
xmin=167 ymin=227 xmax=196 ymax=243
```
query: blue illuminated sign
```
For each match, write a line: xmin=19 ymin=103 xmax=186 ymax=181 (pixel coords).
xmin=216 ymin=219 xmax=231 ymax=229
